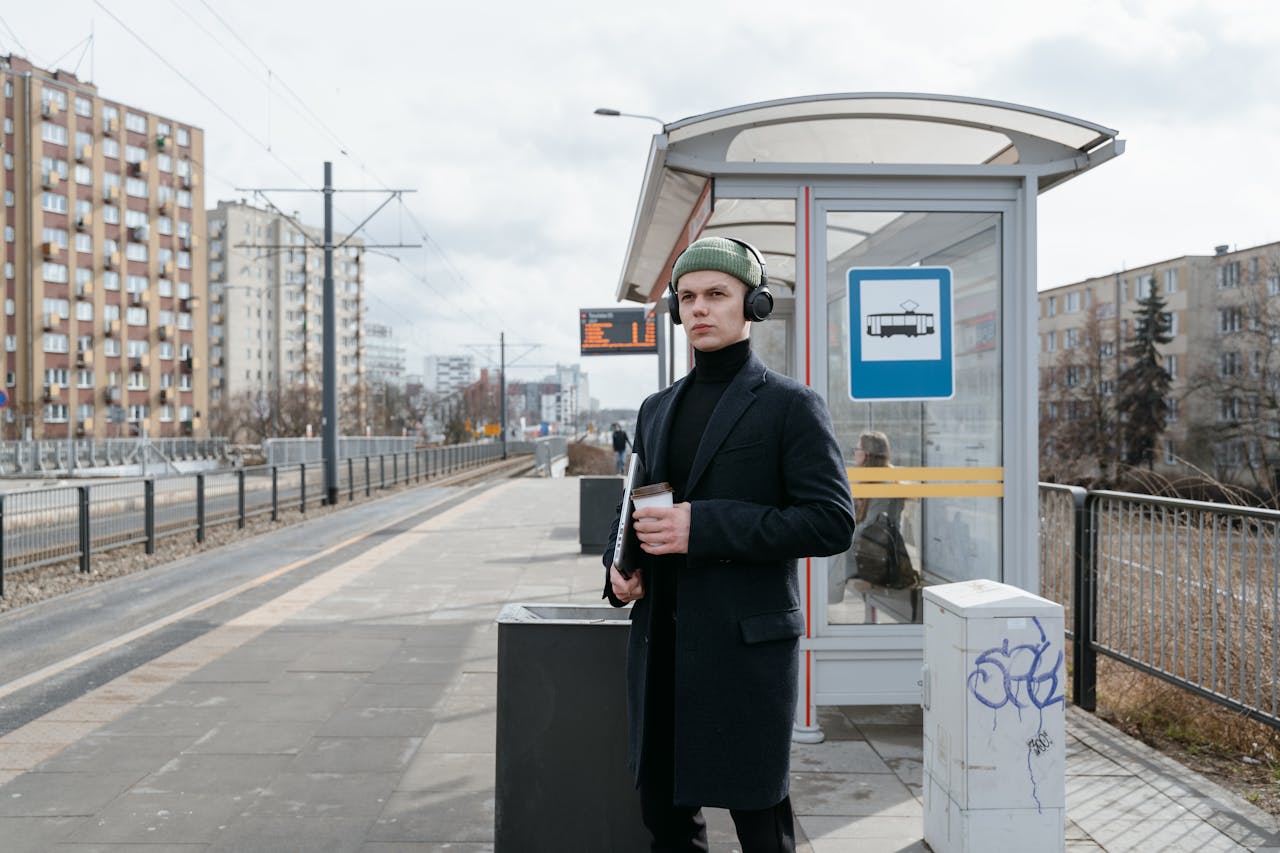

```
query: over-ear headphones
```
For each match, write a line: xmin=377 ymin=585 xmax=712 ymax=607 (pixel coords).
xmin=668 ymin=237 xmax=774 ymax=325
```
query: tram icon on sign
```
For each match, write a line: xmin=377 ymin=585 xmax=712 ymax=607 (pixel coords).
xmin=865 ymin=299 xmax=936 ymax=339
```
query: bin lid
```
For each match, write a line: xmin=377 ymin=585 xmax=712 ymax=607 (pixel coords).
xmin=496 ymin=602 xmax=631 ymax=625
xmin=922 ymin=579 xmax=1062 ymax=618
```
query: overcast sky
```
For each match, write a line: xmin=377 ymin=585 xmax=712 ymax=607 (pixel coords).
xmin=4 ymin=0 xmax=1278 ymax=409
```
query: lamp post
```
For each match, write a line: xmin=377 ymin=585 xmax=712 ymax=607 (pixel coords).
xmin=592 ymin=107 xmax=667 ymax=128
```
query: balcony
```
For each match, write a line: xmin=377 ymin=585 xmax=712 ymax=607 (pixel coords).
xmin=157 ymin=324 xmax=174 ymax=341
xmin=43 ymin=383 xmax=62 ymax=402
xmin=76 ymin=350 xmax=94 ymax=367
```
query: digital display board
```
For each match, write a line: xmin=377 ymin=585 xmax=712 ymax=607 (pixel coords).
xmin=579 ymin=307 xmax=657 ymax=356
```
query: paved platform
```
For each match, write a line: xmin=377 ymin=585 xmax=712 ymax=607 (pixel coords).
xmin=0 ymin=476 xmax=1277 ymax=851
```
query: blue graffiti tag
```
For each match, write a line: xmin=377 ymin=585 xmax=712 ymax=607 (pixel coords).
xmin=967 ymin=616 xmax=1065 ymax=714
xmin=966 ymin=616 xmax=1064 ymax=812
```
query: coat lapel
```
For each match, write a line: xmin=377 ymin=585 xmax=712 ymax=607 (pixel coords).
xmin=684 ymin=353 xmax=766 ymax=496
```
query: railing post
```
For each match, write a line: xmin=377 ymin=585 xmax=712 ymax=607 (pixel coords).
xmin=300 ymin=462 xmax=307 ymax=513
xmin=237 ymin=468 xmax=246 ymax=529
xmin=365 ymin=456 xmax=372 ymax=497
xmin=380 ymin=454 xmax=386 ymax=489
xmin=0 ymin=495 xmax=5 ymax=597
xmin=271 ymin=466 xmax=279 ymax=522
xmin=196 ymin=473 xmax=206 ymax=544
xmin=77 ymin=486 xmax=91 ymax=573
xmin=393 ymin=452 xmax=399 ymax=485
xmin=348 ymin=457 xmax=355 ymax=501
xmin=1072 ymin=487 xmax=1097 ymax=712
xmin=145 ymin=479 xmax=156 ymax=555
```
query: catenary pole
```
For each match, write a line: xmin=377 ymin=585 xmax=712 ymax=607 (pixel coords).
xmin=323 ymin=162 xmax=338 ymax=504
xmin=500 ymin=331 xmax=507 ymax=459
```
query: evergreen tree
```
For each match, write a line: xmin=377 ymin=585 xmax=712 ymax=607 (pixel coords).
xmin=1116 ymin=281 xmax=1173 ymax=468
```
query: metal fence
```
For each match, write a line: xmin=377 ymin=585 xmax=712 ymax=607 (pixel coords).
xmin=0 ymin=438 xmax=227 ymax=474
xmin=1039 ymin=483 xmax=1280 ymax=730
xmin=0 ymin=442 xmax=513 ymax=596
xmin=263 ymin=437 xmax=422 ymax=466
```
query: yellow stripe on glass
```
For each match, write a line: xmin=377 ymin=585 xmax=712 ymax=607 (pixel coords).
xmin=847 ymin=466 xmax=1004 ymax=498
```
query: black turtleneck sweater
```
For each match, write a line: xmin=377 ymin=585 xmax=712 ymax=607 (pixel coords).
xmin=652 ymin=338 xmax=751 ymax=622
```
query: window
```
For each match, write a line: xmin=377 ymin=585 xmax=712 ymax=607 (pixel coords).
xmin=41 ymin=156 xmax=69 ymax=179
xmin=125 ymin=177 xmax=148 ymax=198
xmin=75 ymin=96 xmax=92 ymax=117
xmin=127 ymin=339 xmax=149 ymax=358
xmin=43 ymin=263 xmax=69 ymax=283
xmin=42 ymin=87 xmax=68 ymax=110
xmin=125 ymin=209 xmax=149 ymax=230
xmin=127 ymin=372 xmax=148 ymax=390
xmin=3 ymin=298 xmax=11 ymax=316
xmin=101 ymin=137 xmax=120 ymax=159
xmin=179 ymin=374 xmax=192 ymax=391
xmin=1064 ymin=292 xmax=1081 ymax=313
xmin=44 ymin=367 xmax=70 ymax=387
xmin=126 ymin=307 xmax=148 ymax=326
xmin=1219 ymin=397 xmax=1241 ymax=422
xmin=42 ymin=193 xmax=68 ymax=214
xmin=103 ymin=338 xmax=121 ymax=357
xmin=177 ymin=189 xmax=192 ymax=208
xmin=4 ymin=335 xmax=14 ymax=352
xmin=75 ymin=164 xmax=92 ymax=185
xmin=1165 ymin=354 xmax=1178 ymax=380
xmin=42 ymin=227 xmax=69 ymax=246
xmin=102 ymin=271 xmax=120 ymax=291
xmin=1219 ymin=307 xmax=1243 ymax=333
xmin=1167 ymin=398 xmax=1178 ymax=423
xmin=177 ymin=220 xmax=191 ymax=239
xmin=1269 ymin=275 xmax=1280 ymax=297
xmin=78 ymin=335 xmax=93 ymax=353
xmin=1163 ymin=311 xmax=1178 ymax=337
xmin=158 ymin=341 xmax=174 ymax=360
xmin=76 ymin=301 xmax=93 ymax=321
xmin=158 ymin=278 xmax=173 ymax=297
xmin=77 ymin=369 xmax=94 ymax=388
xmin=1164 ymin=268 xmax=1178 ymax=294
xmin=177 ymin=127 xmax=190 ymax=146
xmin=43 ymin=298 xmax=70 ymax=318
xmin=1135 ymin=275 xmax=1154 ymax=300
xmin=177 ymin=250 xmax=191 ymax=269
xmin=1220 ymin=351 xmax=1240 ymax=377
xmin=126 ymin=275 xmax=147 ymax=294
xmin=161 ymin=373 xmax=173 ymax=389
xmin=1064 ymin=366 xmax=1079 ymax=387
xmin=125 ymin=112 xmax=147 ymax=133
xmin=125 ymin=144 xmax=147 ymax=163
xmin=159 ymin=404 xmax=174 ymax=422
xmin=125 ymin=242 xmax=148 ymax=262
xmin=156 ymin=216 xmax=173 ymax=236
xmin=77 ymin=403 xmax=94 ymax=421
xmin=43 ymin=404 xmax=69 ymax=423
xmin=1064 ymin=328 xmax=1079 ymax=348
xmin=44 ymin=333 xmax=69 ymax=353
xmin=157 ymin=153 xmax=172 ymax=172
xmin=75 ymin=233 xmax=92 ymax=253
xmin=128 ymin=404 xmax=150 ymax=422
xmin=75 ymin=130 xmax=93 ymax=150
xmin=1218 ymin=261 xmax=1241 ymax=289
xmin=1164 ymin=440 xmax=1176 ymax=465
xmin=41 ymin=122 xmax=68 ymax=145
xmin=102 ymin=204 xmax=120 ymax=224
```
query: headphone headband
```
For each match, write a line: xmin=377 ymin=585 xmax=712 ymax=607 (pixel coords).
xmin=667 ymin=236 xmax=773 ymax=325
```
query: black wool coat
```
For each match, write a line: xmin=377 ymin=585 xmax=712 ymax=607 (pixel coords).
xmin=602 ymin=352 xmax=855 ymax=810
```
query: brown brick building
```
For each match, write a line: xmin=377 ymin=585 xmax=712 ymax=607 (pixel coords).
xmin=1 ymin=54 xmax=207 ymax=439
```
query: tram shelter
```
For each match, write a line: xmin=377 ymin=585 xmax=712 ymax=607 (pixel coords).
xmin=608 ymin=93 xmax=1123 ymax=738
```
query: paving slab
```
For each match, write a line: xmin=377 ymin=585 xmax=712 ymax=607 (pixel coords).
xmin=0 ymin=477 xmax=1277 ymax=852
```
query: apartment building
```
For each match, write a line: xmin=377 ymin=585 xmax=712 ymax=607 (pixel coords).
xmin=364 ymin=322 xmax=405 ymax=387
xmin=206 ymin=200 xmax=365 ymax=422
xmin=1039 ymin=240 xmax=1280 ymax=482
xmin=424 ymin=354 xmax=475 ymax=396
xmin=1 ymin=55 xmax=207 ymax=438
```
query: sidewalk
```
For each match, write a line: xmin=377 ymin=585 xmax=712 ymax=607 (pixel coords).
xmin=0 ymin=476 xmax=1276 ymax=851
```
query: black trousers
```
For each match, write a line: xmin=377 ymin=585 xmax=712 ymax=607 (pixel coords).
xmin=639 ymin=612 xmax=796 ymax=853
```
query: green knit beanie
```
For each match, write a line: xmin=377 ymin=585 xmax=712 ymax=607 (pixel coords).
xmin=671 ymin=237 xmax=762 ymax=290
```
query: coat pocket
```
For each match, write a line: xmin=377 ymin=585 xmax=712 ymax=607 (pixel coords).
xmin=739 ymin=607 xmax=804 ymax=645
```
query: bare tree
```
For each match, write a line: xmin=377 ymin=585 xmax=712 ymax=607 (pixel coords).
xmin=1039 ymin=302 xmax=1121 ymax=484
xmin=1185 ymin=247 xmax=1280 ymax=489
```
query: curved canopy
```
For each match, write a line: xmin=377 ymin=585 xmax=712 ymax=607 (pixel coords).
xmin=614 ymin=93 xmax=1122 ymax=304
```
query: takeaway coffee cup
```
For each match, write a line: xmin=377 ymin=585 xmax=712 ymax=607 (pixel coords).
xmin=632 ymin=482 xmax=674 ymax=513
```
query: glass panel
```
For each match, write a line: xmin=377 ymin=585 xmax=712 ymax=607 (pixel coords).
xmin=825 ymin=210 xmax=1002 ymax=625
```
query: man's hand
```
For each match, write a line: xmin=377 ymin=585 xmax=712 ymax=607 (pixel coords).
xmin=611 ymin=565 xmax=645 ymax=603
xmin=634 ymin=502 xmax=691 ymax=555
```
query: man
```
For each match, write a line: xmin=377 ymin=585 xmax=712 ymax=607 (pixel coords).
xmin=603 ymin=236 xmax=855 ymax=852
xmin=612 ymin=422 xmax=631 ymax=475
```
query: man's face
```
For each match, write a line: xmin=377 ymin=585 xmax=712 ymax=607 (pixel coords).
xmin=674 ymin=270 xmax=751 ymax=352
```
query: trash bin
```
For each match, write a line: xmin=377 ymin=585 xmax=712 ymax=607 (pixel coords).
xmin=579 ymin=475 xmax=622 ymax=554
xmin=494 ymin=603 xmax=647 ymax=853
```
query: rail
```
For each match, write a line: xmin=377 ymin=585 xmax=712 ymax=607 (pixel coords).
xmin=1039 ymin=483 xmax=1280 ymax=730
xmin=0 ymin=442 xmax=515 ymax=594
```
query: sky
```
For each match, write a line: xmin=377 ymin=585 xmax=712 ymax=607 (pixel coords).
xmin=3 ymin=0 xmax=1278 ymax=410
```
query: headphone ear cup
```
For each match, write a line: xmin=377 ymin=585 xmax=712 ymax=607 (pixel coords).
xmin=668 ymin=289 xmax=682 ymax=325
xmin=744 ymin=285 xmax=774 ymax=322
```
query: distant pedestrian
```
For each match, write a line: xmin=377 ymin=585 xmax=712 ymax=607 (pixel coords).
xmin=611 ymin=423 xmax=631 ymax=474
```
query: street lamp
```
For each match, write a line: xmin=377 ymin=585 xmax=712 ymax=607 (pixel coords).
xmin=593 ymin=107 xmax=667 ymax=128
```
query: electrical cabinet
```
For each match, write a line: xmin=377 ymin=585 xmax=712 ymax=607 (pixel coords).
xmin=922 ymin=581 xmax=1066 ymax=853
